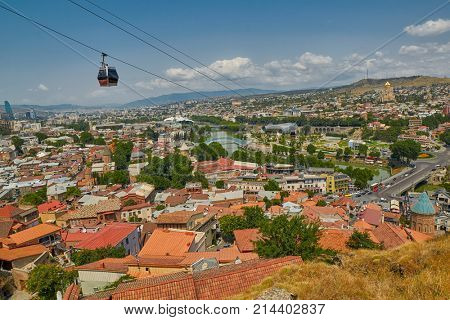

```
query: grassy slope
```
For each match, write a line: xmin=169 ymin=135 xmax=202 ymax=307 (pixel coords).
xmin=235 ymin=235 xmax=450 ymax=300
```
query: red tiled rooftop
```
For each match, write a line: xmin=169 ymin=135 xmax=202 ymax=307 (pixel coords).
xmin=138 ymin=229 xmax=196 ymax=258
xmin=75 ymin=223 xmax=138 ymax=250
xmin=233 ymin=228 xmax=262 ymax=253
xmin=37 ymin=200 xmax=66 ymax=214
xmin=109 ymin=256 xmax=302 ymax=300
xmin=319 ymin=229 xmax=352 ymax=252
xmin=0 ymin=205 xmax=23 ymax=219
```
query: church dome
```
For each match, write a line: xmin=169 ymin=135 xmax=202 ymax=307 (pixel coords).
xmin=411 ymin=192 xmax=435 ymax=215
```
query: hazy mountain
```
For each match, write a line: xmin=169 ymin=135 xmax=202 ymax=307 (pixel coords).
xmin=123 ymin=88 xmax=276 ymax=107
xmin=2 ymin=88 xmax=275 ymax=113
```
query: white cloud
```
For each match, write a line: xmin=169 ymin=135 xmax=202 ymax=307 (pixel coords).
xmin=299 ymin=52 xmax=332 ymax=65
xmin=38 ymin=83 xmax=49 ymax=91
xmin=432 ymin=41 xmax=450 ymax=53
xmin=135 ymin=79 xmax=175 ymax=90
xmin=399 ymin=45 xmax=428 ymax=55
xmin=89 ymin=89 xmax=108 ymax=98
xmin=404 ymin=19 xmax=450 ymax=36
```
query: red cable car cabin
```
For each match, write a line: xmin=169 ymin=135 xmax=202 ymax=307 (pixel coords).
xmin=97 ymin=53 xmax=119 ymax=87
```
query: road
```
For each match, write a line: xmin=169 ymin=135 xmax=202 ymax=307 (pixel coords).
xmin=356 ymin=147 xmax=450 ymax=203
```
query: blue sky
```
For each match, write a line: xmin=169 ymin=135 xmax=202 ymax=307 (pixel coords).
xmin=0 ymin=0 xmax=449 ymax=105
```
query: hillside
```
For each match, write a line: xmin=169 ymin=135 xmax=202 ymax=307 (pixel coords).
xmin=235 ymin=235 xmax=450 ymax=300
xmin=340 ymin=75 xmax=450 ymax=96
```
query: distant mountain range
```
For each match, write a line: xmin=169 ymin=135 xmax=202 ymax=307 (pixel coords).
xmin=3 ymin=88 xmax=275 ymax=113
xmin=3 ymin=76 xmax=449 ymax=113
xmin=123 ymin=88 xmax=275 ymax=108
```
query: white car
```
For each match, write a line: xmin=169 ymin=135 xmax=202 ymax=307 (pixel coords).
xmin=404 ymin=173 xmax=409 ymax=177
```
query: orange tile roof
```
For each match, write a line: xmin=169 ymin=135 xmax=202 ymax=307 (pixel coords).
xmin=268 ymin=205 xmax=283 ymax=216
xmin=7 ymin=223 xmax=61 ymax=246
xmin=155 ymin=211 xmax=197 ymax=225
xmin=353 ymin=219 xmax=374 ymax=232
xmin=0 ymin=205 xmax=23 ymax=219
xmin=233 ymin=228 xmax=262 ymax=253
xmin=63 ymin=283 xmax=80 ymax=300
xmin=109 ymin=256 xmax=302 ymax=300
xmin=229 ymin=202 xmax=265 ymax=210
xmin=138 ymin=229 xmax=196 ymax=258
xmin=180 ymin=246 xmax=258 ymax=265
xmin=319 ymin=229 xmax=352 ymax=252
xmin=303 ymin=206 xmax=348 ymax=221
xmin=76 ymin=256 xmax=136 ymax=272
xmin=37 ymin=200 xmax=66 ymax=214
xmin=372 ymin=223 xmax=431 ymax=249
xmin=283 ymin=191 xmax=308 ymax=203
xmin=0 ymin=244 xmax=47 ymax=261
xmin=331 ymin=196 xmax=357 ymax=208
xmin=165 ymin=195 xmax=189 ymax=207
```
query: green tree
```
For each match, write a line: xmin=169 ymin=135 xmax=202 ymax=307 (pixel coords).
xmin=390 ymin=139 xmax=421 ymax=163
xmin=264 ymin=179 xmax=281 ymax=191
xmin=71 ymin=246 xmax=126 ymax=266
xmin=215 ymin=180 xmax=225 ymax=189
xmin=316 ymin=199 xmax=327 ymax=206
xmin=255 ymin=215 xmax=328 ymax=261
xmin=65 ymin=186 xmax=81 ymax=199
xmin=11 ymin=136 xmax=24 ymax=154
xmin=369 ymin=149 xmax=381 ymax=158
xmin=219 ymin=215 xmax=249 ymax=243
xmin=80 ymin=131 xmax=94 ymax=144
xmin=358 ymin=144 xmax=368 ymax=157
xmin=26 ymin=264 xmax=77 ymax=300
xmin=317 ymin=151 xmax=325 ymax=159
xmin=193 ymin=171 xmax=209 ymax=189
xmin=439 ymin=129 xmax=450 ymax=145
xmin=219 ymin=206 xmax=268 ymax=242
xmin=95 ymin=170 xmax=129 ymax=185
xmin=35 ymin=132 xmax=48 ymax=143
xmin=336 ymin=148 xmax=343 ymax=159
xmin=347 ymin=231 xmax=381 ymax=249
xmin=344 ymin=147 xmax=352 ymax=157
xmin=306 ymin=143 xmax=316 ymax=155
xmin=21 ymin=187 xmax=47 ymax=205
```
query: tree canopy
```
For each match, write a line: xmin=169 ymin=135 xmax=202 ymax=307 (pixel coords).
xmin=26 ymin=264 xmax=77 ymax=300
xmin=255 ymin=215 xmax=332 ymax=261
xmin=71 ymin=246 xmax=126 ymax=266
xmin=347 ymin=231 xmax=381 ymax=249
xmin=390 ymin=139 xmax=421 ymax=163
xmin=263 ymin=179 xmax=281 ymax=191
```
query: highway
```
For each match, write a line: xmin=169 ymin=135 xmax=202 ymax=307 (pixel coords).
xmin=356 ymin=147 xmax=450 ymax=203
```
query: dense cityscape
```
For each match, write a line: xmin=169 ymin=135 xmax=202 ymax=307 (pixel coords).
xmin=0 ymin=0 xmax=449 ymax=310
xmin=0 ymin=76 xmax=449 ymax=300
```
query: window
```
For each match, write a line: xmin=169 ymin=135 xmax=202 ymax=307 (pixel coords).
xmin=126 ymin=238 xmax=129 ymax=245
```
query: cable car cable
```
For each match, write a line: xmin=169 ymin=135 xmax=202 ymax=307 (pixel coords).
xmin=66 ymin=0 xmax=246 ymax=98
xmin=81 ymin=0 xmax=257 ymax=96
xmin=0 ymin=0 xmax=157 ymax=106
xmin=0 ymin=3 xmax=209 ymax=99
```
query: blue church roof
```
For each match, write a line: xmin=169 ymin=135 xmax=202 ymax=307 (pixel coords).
xmin=411 ymin=192 xmax=435 ymax=215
